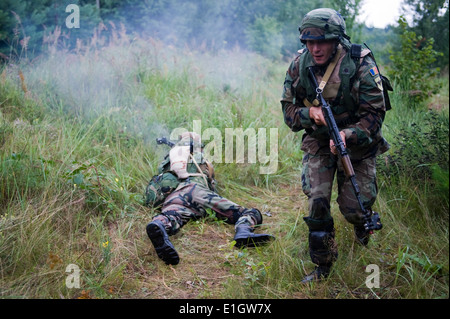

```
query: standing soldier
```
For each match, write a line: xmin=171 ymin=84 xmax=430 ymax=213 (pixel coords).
xmin=280 ymin=8 xmax=390 ymax=282
xmin=145 ymin=132 xmax=275 ymax=265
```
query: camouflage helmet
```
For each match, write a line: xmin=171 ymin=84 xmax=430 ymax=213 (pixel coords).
xmin=299 ymin=8 xmax=348 ymax=43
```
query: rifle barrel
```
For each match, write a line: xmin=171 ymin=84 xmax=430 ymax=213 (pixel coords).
xmin=156 ymin=137 xmax=175 ymax=148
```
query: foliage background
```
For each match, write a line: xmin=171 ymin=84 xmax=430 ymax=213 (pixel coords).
xmin=1 ymin=0 xmax=447 ymax=66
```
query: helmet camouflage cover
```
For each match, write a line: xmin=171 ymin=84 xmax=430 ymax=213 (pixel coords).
xmin=299 ymin=8 xmax=347 ymax=42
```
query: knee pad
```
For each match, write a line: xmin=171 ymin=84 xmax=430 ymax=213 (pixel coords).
xmin=309 ymin=230 xmax=335 ymax=251
xmin=303 ymin=216 xmax=334 ymax=232
xmin=309 ymin=230 xmax=337 ymax=266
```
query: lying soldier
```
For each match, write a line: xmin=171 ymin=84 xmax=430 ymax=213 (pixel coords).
xmin=144 ymin=132 xmax=275 ymax=265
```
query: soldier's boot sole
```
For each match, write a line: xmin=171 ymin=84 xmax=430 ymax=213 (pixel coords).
xmin=234 ymin=234 xmax=275 ymax=248
xmin=146 ymin=221 xmax=180 ymax=265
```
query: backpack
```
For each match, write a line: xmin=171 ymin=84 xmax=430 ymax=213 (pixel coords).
xmin=350 ymin=43 xmax=393 ymax=112
xmin=144 ymin=171 xmax=180 ymax=208
xmin=144 ymin=133 xmax=214 ymax=208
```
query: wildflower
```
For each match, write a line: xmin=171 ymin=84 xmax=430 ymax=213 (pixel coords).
xmin=102 ymin=241 xmax=109 ymax=248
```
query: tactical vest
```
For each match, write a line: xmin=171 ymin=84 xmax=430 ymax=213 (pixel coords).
xmin=158 ymin=150 xmax=215 ymax=190
xmin=144 ymin=152 xmax=215 ymax=208
xmin=295 ymin=43 xmax=392 ymax=122
xmin=297 ymin=45 xmax=363 ymax=116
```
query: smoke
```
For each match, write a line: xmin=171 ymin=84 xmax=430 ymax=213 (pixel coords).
xmin=116 ymin=0 xmax=248 ymax=51
xmin=3 ymin=1 xmax=282 ymax=164
xmin=13 ymin=32 xmax=170 ymax=149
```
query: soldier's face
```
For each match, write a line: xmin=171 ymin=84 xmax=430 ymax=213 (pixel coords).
xmin=306 ymin=39 xmax=337 ymax=65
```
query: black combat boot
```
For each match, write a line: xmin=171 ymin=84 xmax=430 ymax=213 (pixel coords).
xmin=234 ymin=224 xmax=275 ymax=248
xmin=146 ymin=220 xmax=180 ymax=265
xmin=301 ymin=228 xmax=337 ymax=283
xmin=234 ymin=208 xmax=275 ymax=248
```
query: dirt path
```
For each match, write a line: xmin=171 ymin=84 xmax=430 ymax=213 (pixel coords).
xmin=121 ymin=183 xmax=306 ymax=299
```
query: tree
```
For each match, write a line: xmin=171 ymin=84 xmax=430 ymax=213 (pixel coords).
xmin=401 ymin=0 xmax=449 ymax=69
xmin=388 ymin=17 xmax=443 ymax=104
xmin=245 ymin=15 xmax=283 ymax=59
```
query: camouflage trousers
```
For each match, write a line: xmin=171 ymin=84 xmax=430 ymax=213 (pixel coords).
xmin=152 ymin=182 xmax=257 ymax=235
xmin=301 ymin=150 xmax=378 ymax=230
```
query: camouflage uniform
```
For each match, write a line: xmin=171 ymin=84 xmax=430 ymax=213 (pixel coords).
xmin=147 ymin=133 xmax=274 ymax=265
xmin=152 ymin=168 xmax=259 ymax=235
xmin=280 ymin=8 xmax=389 ymax=281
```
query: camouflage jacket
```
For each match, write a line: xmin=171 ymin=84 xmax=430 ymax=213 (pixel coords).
xmin=281 ymin=45 xmax=390 ymax=160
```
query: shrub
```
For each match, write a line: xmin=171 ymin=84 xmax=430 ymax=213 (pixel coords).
xmin=387 ymin=17 xmax=443 ymax=105
xmin=379 ymin=110 xmax=449 ymax=180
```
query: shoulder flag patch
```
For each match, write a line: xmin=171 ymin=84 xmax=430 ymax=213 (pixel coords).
xmin=369 ymin=66 xmax=379 ymax=76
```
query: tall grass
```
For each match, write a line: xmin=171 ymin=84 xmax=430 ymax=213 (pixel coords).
xmin=0 ymin=29 xmax=448 ymax=299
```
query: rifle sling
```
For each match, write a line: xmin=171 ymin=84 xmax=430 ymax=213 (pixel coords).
xmin=303 ymin=45 xmax=342 ymax=107
xmin=188 ymin=153 xmax=209 ymax=187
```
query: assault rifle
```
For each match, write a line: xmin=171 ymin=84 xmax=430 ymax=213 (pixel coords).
xmin=157 ymin=137 xmax=195 ymax=154
xmin=156 ymin=137 xmax=175 ymax=148
xmin=157 ymin=136 xmax=204 ymax=152
xmin=307 ymin=67 xmax=382 ymax=234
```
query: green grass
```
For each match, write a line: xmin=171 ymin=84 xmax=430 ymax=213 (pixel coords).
xmin=0 ymin=34 xmax=448 ymax=299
